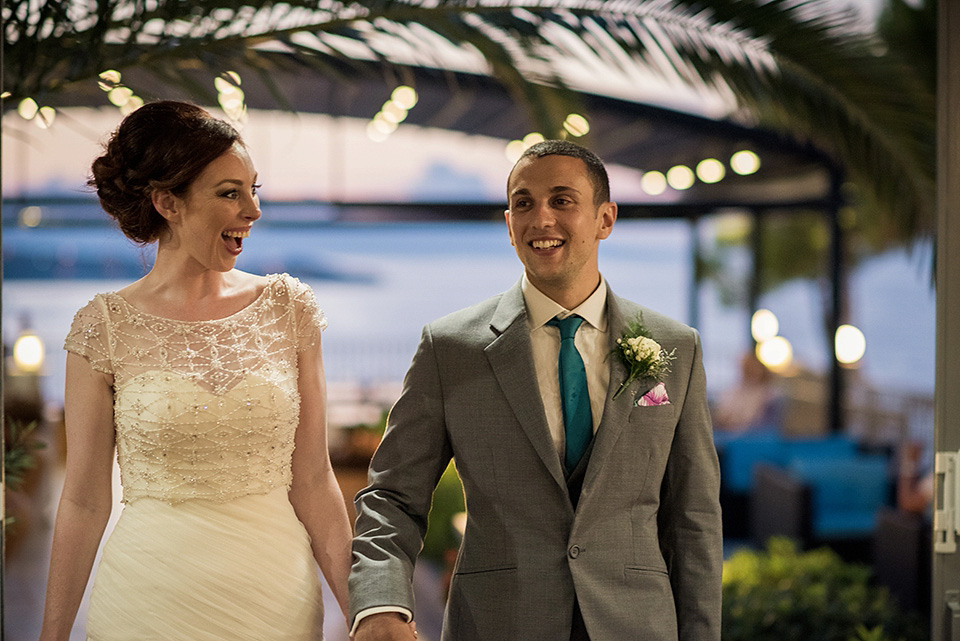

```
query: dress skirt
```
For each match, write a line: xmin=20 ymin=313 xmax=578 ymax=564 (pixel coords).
xmin=86 ymin=487 xmax=324 ymax=641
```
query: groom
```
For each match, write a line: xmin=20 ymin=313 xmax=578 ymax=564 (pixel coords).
xmin=349 ymin=140 xmax=722 ymax=641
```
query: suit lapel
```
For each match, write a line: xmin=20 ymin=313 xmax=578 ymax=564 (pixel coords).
xmin=485 ymin=282 xmax=567 ymax=489
xmin=582 ymin=289 xmax=637 ymax=492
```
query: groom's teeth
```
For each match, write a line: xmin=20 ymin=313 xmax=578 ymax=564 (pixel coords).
xmin=532 ymin=239 xmax=562 ymax=249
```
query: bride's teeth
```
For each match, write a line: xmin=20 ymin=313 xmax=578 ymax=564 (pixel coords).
xmin=222 ymin=230 xmax=251 ymax=239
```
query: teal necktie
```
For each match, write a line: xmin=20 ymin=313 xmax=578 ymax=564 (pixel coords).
xmin=548 ymin=315 xmax=592 ymax=471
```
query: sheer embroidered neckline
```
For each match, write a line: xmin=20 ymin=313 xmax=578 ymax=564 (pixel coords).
xmin=63 ymin=272 xmax=326 ymax=504
xmin=106 ymin=274 xmax=277 ymax=324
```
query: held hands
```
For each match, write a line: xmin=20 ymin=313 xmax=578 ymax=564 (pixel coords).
xmin=352 ymin=612 xmax=418 ymax=641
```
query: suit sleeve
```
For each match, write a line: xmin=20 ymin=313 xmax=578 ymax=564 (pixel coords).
xmin=349 ymin=324 xmax=454 ymax=625
xmin=658 ymin=328 xmax=722 ymax=641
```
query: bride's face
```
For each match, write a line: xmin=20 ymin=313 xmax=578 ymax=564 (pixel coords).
xmin=161 ymin=143 xmax=261 ymax=272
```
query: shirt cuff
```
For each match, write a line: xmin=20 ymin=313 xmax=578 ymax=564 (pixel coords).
xmin=349 ymin=606 xmax=413 ymax=637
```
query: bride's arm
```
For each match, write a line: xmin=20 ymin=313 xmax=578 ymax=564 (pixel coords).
xmin=40 ymin=353 xmax=116 ymax=641
xmin=290 ymin=336 xmax=353 ymax=621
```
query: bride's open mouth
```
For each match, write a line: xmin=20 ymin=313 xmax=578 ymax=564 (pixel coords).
xmin=222 ymin=229 xmax=251 ymax=253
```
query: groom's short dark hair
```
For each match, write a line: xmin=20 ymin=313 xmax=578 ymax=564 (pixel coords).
xmin=515 ymin=140 xmax=611 ymax=206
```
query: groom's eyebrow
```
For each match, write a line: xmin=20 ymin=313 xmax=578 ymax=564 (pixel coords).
xmin=509 ymin=185 xmax=580 ymax=197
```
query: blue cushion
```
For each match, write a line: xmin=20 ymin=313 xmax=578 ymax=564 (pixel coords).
xmin=788 ymin=454 xmax=890 ymax=538
xmin=722 ymin=434 xmax=785 ymax=493
xmin=785 ymin=435 xmax=858 ymax=461
xmin=813 ymin=511 xmax=881 ymax=539
xmin=721 ymin=434 xmax=860 ymax=494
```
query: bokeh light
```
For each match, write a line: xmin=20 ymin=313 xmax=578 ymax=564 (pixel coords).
xmin=731 ymin=150 xmax=761 ymax=175
xmin=751 ymin=309 xmax=780 ymax=343
xmin=756 ymin=336 xmax=793 ymax=372
xmin=640 ymin=171 xmax=667 ymax=196
xmin=13 ymin=333 xmax=45 ymax=373
xmin=563 ymin=113 xmax=590 ymax=137
xmin=667 ymin=165 xmax=695 ymax=190
xmin=835 ymin=324 xmax=866 ymax=365
xmin=696 ymin=158 xmax=726 ymax=183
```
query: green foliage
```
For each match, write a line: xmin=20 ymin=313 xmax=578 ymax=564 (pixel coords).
xmin=722 ymin=538 xmax=926 ymax=641
xmin=703 ymin=211 xmax=833 ymax=306
xmin=4 ymin=419 xmax=45 ymax=491
xmin=421 ymin=460 xmax=465 ymax=565
xmin=348 ymin=409 xmax=389 ymax=436
xmin=878 ymin=0 xmax=936 ymax=94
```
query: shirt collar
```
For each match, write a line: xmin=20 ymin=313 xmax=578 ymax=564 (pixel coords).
xmin=521 ymin=273 xmax=608 ymax=332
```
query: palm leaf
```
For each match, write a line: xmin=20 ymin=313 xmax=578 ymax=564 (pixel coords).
xmin=3 ymin=0 xmax=934 ymax=241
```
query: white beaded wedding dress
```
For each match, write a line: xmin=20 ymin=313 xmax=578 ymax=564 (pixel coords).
xmin=64 ymin=273 xmax=327 ymax=640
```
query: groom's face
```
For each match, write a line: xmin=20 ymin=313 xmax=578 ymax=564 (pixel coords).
xmin=505 ymin=154 xmax=616 ymax=304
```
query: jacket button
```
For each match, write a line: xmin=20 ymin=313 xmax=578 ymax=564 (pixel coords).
xmin=568 ymin=545 xmax=581 ymax=559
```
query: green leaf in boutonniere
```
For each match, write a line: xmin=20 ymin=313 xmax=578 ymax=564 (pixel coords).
xmin=611 ymin=313 xmax=676 ymax=400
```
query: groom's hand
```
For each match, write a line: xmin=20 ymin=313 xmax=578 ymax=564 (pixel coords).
xmin=353 ymin=612 xmax=417 ymax=641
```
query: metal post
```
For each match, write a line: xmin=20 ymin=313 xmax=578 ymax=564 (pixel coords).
xmin=688 ymin=216 xmax=701 ymax=329
xmin=933 ymin=0 xmax=960 ymax=637
xmin=748 ymin=208 xmax=763 ymax=346
xmin=827 ymin=169 xmax=844 ymax=434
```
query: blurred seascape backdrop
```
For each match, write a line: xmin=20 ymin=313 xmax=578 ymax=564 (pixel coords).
xmin=3 ymin=204 xmax=936 ymax=422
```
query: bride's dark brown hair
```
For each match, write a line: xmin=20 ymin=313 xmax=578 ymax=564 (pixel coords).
xmin=89 ymin=101 xmax=242 ymax=244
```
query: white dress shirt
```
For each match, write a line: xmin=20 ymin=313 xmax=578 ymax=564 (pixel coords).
xmin=522 ymin=274 xmax=610 ymax=462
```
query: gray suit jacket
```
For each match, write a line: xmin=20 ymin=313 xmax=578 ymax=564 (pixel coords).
xmin=350 ymin=281 xmax=722 ymax=641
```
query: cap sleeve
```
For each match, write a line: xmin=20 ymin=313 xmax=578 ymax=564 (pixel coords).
xmin=63 ymin=296 xmax=113 ymax=375
xmin=284 ymin=275 xmax=327 ymax=352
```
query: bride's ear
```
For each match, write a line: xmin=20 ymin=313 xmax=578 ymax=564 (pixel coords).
xmin=152 ymin=189 xmax=181 ymax=223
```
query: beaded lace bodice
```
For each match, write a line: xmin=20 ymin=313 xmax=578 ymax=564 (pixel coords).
xmin=64 ymin=273 xmax=326 ymax=504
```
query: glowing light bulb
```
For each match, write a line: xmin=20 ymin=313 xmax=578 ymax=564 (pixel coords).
xmin=563 ymin=114 xmax=590 ymax=137
xmin=696 ymin=158 xmax=726 ymax=183
xmin=391 ymin=86 xmax=418 ymax=109
xmin=640 ymin=171 xmax=667 ymax=196
xmin=522 ymin=132 xmax=544 ymax=148
xmin=751 ymin=309 xmax=779 ymax=343
xmin=667 ymin=165 xmax=695 ymax=190
xmin=835 ymin=324 xmax=866 ymax=365
xmin=756 ymin=336 xmax=792 ymax=372
xmin=18 ymin=97 xmax=39 ymax=120
xmin=13 ymin=333 xmax=45 ymax=373
xmin=731 ymin=150 xmax=761 ymax=175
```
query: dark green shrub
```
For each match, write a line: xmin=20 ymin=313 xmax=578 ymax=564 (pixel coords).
xmin=422 ymin=461 xmax=465 ymax=565
xmin=722 ymin=538 xmax=926 ymax=641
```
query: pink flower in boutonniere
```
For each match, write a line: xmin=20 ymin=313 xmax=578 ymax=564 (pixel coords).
xmin=636 ymin=382 xmax=670 ymax=406
xmin=611 ymin=313 xmax=676 ymax=400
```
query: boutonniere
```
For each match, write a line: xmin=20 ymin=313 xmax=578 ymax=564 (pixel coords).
xmin=611 ymin=314 xmax=676 ymax=401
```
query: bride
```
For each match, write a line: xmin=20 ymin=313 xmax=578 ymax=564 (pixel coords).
xmin=39 ymin=101 xmax=352 ymax=640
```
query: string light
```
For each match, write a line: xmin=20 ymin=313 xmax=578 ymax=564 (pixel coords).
xmin=640 ymin=171 xmax=667 ymax=196
xmin=667 ymin=165 xmax=695 ymax=190
xmin=696 ymin=158 xmax=726 ymax=183
xmin=563 ymin=113 xmax=590 ymax=137
xmin=366 ymin=86 xmax=418 ymax=142
xmin=835 ymin=324 xmax=866 ymax=365
xmin=731 ymin=150 xmax=761 ymax=175
xmin=751 ymin=309 xmax=779 ymax=343
xmin=13 ymin=332 xmax=45 ymax=373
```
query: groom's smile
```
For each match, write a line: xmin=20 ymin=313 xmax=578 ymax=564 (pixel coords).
xmin=531 ymin=239 xmax=565 ymax=250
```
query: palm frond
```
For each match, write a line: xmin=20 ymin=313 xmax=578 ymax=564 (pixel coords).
xmin=3 ymin=0 xmax=935 ymax=241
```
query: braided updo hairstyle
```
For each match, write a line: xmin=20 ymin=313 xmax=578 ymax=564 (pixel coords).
xmin=89 ymin=101 xmax=242 ymax=244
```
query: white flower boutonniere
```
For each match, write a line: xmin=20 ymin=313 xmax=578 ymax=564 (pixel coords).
xmin=611 ymin=314 xmax=676 ymax=400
